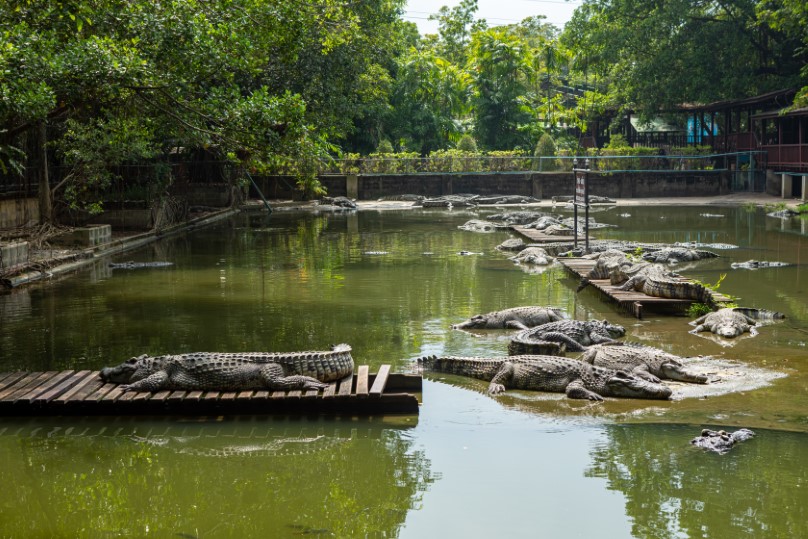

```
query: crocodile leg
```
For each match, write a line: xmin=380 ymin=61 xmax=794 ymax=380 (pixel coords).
xmin=120 ymin=371 xmax=170 ymax=392
xmin=505 ymin=320 xmax=529 ymax=330
xmin=588 ymin=334 xmax=619 ymax=345
xmin=565 ymin=380 xmax=604 ymax=401
xmin=259 ymin=364 xmax=328 ymax=390
xmin=537 ymin=332 xmax=587 ymax=352
xmin=488 ymin=362 xmax=516 ymax=394
xmin=629 ymin=366 xmax=662 ymax=384
xmin=689 ymin=324 xmax=708 ymax=334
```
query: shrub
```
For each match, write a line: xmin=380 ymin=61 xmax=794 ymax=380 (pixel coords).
xmin=456 ymin=135 xmax=478 ymax=153
xmin=534 ymin=133 xmax=559 ymax=171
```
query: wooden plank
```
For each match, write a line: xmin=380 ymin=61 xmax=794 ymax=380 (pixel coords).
xmin=0 ymin=372 xmax=44 ymax=401
xmin=286 ymin=390 xmax=302 ymax=398
xmin=85 ymin=383 xmax=118 ymax=402
xmin=322 ymin=381 xmax=338 ymax=398
xmin=356 ymin=365 xmax=370 ymax=396
xmin=219 ymin=391 xmax=237 ymax=401
xmin=14 ymin=371 xmax=75 ymax=404
xmin=32 ymin=370 xmax=93 ymax=403
xmin=52 ymin=372 xmax=103 ymax=405
xmin=1 ymin=372 xmax=58 ymax=403
xmin=184 ymin=390 xmax=204 ymax=401
xmin=303 ymin=388 xmax=319 ymax=398
xmin=369 ymin=365 xmax=391 ymax=396
xmin=100 ymin=385 xmax=129 ymax=403
xmin=0 ymin=372 xmax=28 ymax=390
xmin=270 ymin=390 xmax=286 ymax=399
xmin=253 ymin=390 xmax=270 ymax=399
xmin=337 ymin=374 xmax=353 ymax=396
xmin=201 ymin=391 xmax=221 ymax=401
xmin=236 ymin=390 xmax=254 ymax=399
xmin=62 ymin=375 xmax=106 ymax=405
xmin=149 ymin=390 xmax=172 ymax=402
xmin=166 ymin=391 xmax=188 ymax=402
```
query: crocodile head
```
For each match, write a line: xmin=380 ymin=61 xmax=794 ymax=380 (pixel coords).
xmin=100 ymin=358 xmax=139 ymax=383
xmin=661 ymin=360 xmax=708 ymax=384
xmin=603 ymin=371 xmax=672 ymax=399
xmin=712 ymin=321 xmax=748 ymax=338
xmin=598 ymin=320 xmax=626 ymax=339
xmin=99 ymin=354 xmax=155 ymax=383
xmin=451 ymin=314 xmax=489 ymax=329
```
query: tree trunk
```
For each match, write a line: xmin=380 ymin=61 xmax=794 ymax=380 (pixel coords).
xmin=37 ymin=120 xmax=52 ymax=224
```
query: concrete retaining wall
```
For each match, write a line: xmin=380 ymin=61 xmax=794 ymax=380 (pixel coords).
xmin=254 ymin=170 xmax=730 ymax=200
xmin=0 ymin=198 xmax=38 ymax=228
xmin=0 ymin=242 xmax=29 ymax=271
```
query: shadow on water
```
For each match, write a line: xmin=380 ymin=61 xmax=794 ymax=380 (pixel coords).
xmin=587 ymin=423 xmax=808 ymax=538
xmin=0 ymin=416 xmax=432 ymax=537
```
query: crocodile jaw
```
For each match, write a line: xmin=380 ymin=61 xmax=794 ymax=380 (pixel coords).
xmin=661 ymin=362 xmax=708 ymax=384
xmin=604 ymin=373 xmax=672 ymax=400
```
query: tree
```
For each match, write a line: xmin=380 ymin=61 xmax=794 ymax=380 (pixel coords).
xmin=561 ymin=0 xmax=806 ymax=116
xmin=468 ymin=28 xmax=532 ymax=150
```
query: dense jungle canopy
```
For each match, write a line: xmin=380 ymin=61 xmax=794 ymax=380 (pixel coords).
xmin=0 ymin=0 xmax=806 ymax=212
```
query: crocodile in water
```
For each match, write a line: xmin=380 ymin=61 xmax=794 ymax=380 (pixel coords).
xmin=452 ymin=306 xmax=565 ymax=330
xmin=99 ymin=344 xmax=355 ymax=392
xmin=691 ymin=428 xmax=755 ymax=454
xmin=417 ymin=354 xmax=672 ymax=400
xmin=510 ymin=319 xmax=625 ymax=353
xmin=689 ymin=307 xmax=785 ymax=338
xmin=579 ymin=343 xmax=708 ymax=384
xmin=641 ymin=248 xmax=718 ymax=264
xmin=109 ymin=261 xmax=174 ymax=270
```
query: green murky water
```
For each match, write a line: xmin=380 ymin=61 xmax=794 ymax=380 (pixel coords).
xmin=2 ymin=205 xmax=808 ymax=537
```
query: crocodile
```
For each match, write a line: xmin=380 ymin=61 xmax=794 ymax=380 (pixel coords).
xmin=614 ymin=264 xmax=718 ymax=307
xmin=730 ymin=260 xmax=790 ymax=270
xmin=689 ymin=307 xmax=785 ymax=338
xmin=523 ymin=216 xmax=561 ymax=230
xmin=641 ymin=248 xmax=718 ymax=264
xmin=458 ymin=219 xmax=501 ymax=233
xmin=487 ymin=211 xmax=546 ymax=225
xmin=452 ymin=306 xmax=566 ymax=330
xmin=418 ymin=195 xmax=479 ymax=208
xmin=690 ymin=428 xmax=755 ymax=454
xmin=510 ymin=319 xmax=625 ymax=353
xmin=99 ymin=344 xmax=355 ymax=392
xmin=318 ymin=196 xmax=356 ymax=209
xmin=579 ymin=343 xmax=708 ymax=384
xmin=417 ymin=354 xmax=672 ymax=400
xmin=108 ymin=261 xmax=174 ymax=270
xmin=509 ymin=247 xmax=553 ymax=266
xmin=475 ymin=195 xmax=539 ymax=205
xmin=496 ymin=238 xmax=528 ymax=251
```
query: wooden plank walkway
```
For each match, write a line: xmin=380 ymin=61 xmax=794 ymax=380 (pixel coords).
xmin=558 ymin=258 xmax=730 ymax=319
xmin=0 ymin=365 xmax=421 ymax=416
xmin=511 ymin=225 xmax=587 ymax=244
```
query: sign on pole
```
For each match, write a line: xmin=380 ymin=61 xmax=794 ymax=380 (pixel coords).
xmin=572 ymin=158 xmax=591 ymax=252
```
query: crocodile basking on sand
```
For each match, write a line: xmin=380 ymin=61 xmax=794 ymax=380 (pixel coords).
xmin=452 ymin=306 xmax=565 ymax=330
xmin=417 ymin=354 xmax=672 ymax=400
xmin=510 ymin=319 xmax=625 ymax=353
xmin=99 ymin=344 xmax=355 ymax=392
xmin=691 ymin=428 xmax=755 ymax=454
xmin=579 ymin=343 xmax=708 ymax=384
xmin=689 ymin=307 xmax=785 ymax=338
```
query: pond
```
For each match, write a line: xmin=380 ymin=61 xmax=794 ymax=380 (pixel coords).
xmin=1 ymin=205 xmax=808 ymax=537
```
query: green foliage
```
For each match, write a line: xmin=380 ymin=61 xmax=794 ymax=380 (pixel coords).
xmin=376 ymin=140 xmax=394 ymax=154
xmin=796 ymin=203 xmax=808 ymax=213
xmin=687 ymin=303 xmax=713 ymax=318
xmin=456 ymin=134 xmax=478 ymax=152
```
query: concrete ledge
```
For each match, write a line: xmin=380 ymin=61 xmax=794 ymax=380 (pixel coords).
xmin=2 ymin=208 xmax=239 ymax=289
xmin=0 ymin=242 xmax=29 ymax=271
xmin=50 ymin=225 xmax=112 ymax=249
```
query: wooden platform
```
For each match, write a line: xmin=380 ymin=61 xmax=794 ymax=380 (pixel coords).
xmin=0 ymin=365 xmax=421 ymax=417
xmin=558 ymin=258 xmax=731 ymax=318
xmin=511 ymin=225 xmax=587 ymax=244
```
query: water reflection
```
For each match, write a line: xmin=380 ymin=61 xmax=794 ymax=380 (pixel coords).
xmin=0 ymin=416 xmax=431 ymax=537
xmin=587 ymin=423 xmax=808 ymax=538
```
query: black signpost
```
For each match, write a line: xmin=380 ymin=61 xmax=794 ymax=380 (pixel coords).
xmin=573 ymin=158 xmax=591 ymax=252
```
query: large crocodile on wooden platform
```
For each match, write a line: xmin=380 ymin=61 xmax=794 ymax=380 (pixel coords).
xmin=641 ymin=248 xmax=718 ymax=264
xmin=452 ymin=306 xmax=566 ymax=330
xmin=510 ymin=319 xmax=625 ymax=353
xmin=689 ymin=307 xmax=785 ymax=338
xmin=614 ymin=264 xmax=719 ymax=307
xmin=99 ymin=344 xmax=355 ymax=392
xmin=417 ymin=354 xmax=672 ymax=400
xmin=579 ymin=343 xmax=708 ymax=384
